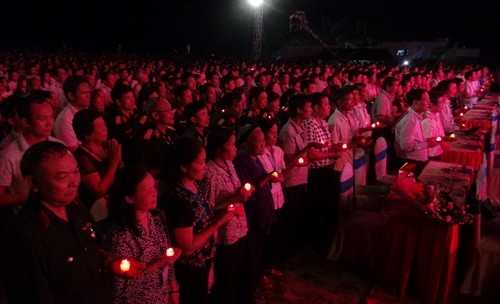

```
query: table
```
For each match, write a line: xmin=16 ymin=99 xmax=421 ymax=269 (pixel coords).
xmin=330 ymin=170 xmax=468 ymax=304
xmin=441 ymin=133 xmax=484 ymax=170
xmin=418 ymin=161 xmax=473 ymax=204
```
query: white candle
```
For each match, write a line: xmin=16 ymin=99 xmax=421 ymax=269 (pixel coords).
xmin=460 ymin=113 xmax=464 ymax=117
xmin=271 ymin=171 xmax=279 ymax=178
xmin=464 ymin=106 xmax=468 ymax=110
xmin=450 ymin=133 xmax=456 ymax=139
xmin=227 ymin=204 xmax=235 ymax=212
xmin=120 ymin=259 xmax=130 ymax=272
xmin=436 ymin=136 xmax=442 ymax=142
xmin=244 ymin=183 xmax=252 ymax=191
xmin=166 ymin=248 xmax=174 ymax=257
xmin=342 ymin=143 xmax=348 ymax=149
xmin=371 ymin=123 xmax=376 ymax=128
xmin=320 ymin=139 xmax=325 ymax=144
xmin=376 ymin=122 xmax=380 ymax=126
xmin=298 ymin=157 xmax=304 ymax=164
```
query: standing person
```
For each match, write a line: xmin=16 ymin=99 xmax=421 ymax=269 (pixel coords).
xmin=277 ymin=94 xmax=314 ymax=253
xmin=422 ymin=87 xmax=448 ymax=161
xmin=2 ymin=141 xmax=113 ymax=304
xmin=105 ymin=165 xmax=181 ymax=304
xmin=303 ymin=92 xmax=341 ymax=253
xmin=202 ymin=126 xmax=252 ymax=304
xmin=72 ymin=109 xmax=122 ymax=209
xmin=256 ymin=119 xmax=287 ymax=268
xmin=162 ymin=138 xmax=234 ymax=304
xmin=233 ymin=125 xmax=277 ymax=301
xmin=53 ymin=75 xmax=91 ymax=152
xmin=395 ymin=89 xmax=440 ymax=174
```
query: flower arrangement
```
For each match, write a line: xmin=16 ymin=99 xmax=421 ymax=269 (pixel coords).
xmin=421 ymin=184 xmax=474 ymax=225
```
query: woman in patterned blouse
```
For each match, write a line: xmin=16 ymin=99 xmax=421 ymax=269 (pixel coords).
xmin=203 ymin=126 xmax=252 ymax=304
xmin=105 ymin=165 xmax=181 ymax=304
xmin=162 ymin=138 xmax=234 ymax=304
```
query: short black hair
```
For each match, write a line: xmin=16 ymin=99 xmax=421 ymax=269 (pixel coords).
xmin=20 ymin=141 xmax=70 ymax=178
xmin=72 ymin=108 xmax=103 ymax=142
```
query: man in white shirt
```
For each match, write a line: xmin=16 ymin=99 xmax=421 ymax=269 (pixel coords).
xmin=47 ymin=66 xmax=68 ymax=111
xmin=53 ymin=75 xmax=91 ymax=152
xmin=0 ymin=93 xmax=64 ymax=228
xmin=395 ymin=88 xmax=440 ymax=174
xmin=437 ymin=79 xmax=459 ymax=133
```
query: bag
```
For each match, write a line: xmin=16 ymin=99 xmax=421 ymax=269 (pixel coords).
xmin=481 ymin=198 xmax=497 ymax=220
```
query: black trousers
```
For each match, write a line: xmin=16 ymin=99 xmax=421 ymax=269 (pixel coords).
xmin=282 ymin=184 xmax=308 ymax=254
xmin=210 ymin=237 xmax=248 ymax=304
xmin=175 ymin=261 xmax=212 ymax=304
xmin=307 ymin=166 xmax=340 ymax=252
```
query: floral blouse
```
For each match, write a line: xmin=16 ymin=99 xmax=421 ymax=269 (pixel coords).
xmin=165 ymin=183 xmax=216 ymax=268
xmin=104 ymin=213 xmax=175 ymax=304
xmin=202 ymin=160 xmax=248 ymax=245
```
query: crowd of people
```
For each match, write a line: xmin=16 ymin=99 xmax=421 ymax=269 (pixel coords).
xmin=0 ymin=50 xmax=496 ymax=304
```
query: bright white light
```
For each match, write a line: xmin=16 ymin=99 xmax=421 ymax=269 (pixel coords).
xmin=403 ymin=60 xmax=409 ymax=66
xmin=248 ymin=0 xmax=264 ymax=8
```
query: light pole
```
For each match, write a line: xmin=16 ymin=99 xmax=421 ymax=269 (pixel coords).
xmin=248 ymin=0 xmax=263 ymax=61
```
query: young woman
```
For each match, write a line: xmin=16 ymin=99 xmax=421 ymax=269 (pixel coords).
xmin=105 ymin=165 xmax=181 ymax=304
xmin=162 ymin=138 xmax=233 ymax=304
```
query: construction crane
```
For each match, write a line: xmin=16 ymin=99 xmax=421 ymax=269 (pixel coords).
xmin=289 ymin=11 xmax=340 ymax=60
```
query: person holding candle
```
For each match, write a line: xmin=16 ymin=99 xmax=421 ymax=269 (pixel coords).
xmin=162 ymin=138 xmax=234 ymax=304
xmin=2 ymin=141 xmax=113 ymax=303
xmin=256 ymin=118 xmax=289 ymax=272
xmin=422 ymin=86 xmax=448 ymax=161
xmin=202 ymin=126 xmax=252 ymax=304
xmin=278 ymin=94 xmax=315 ymax=254
xmin=233 ymin=125 xmax=277 ymax=302
xmin=105 ymin=165 xmax=181 ymax=304
xmin=395 ymin=89 xmax=440 ymax=175
xmin=303 ymin=92 xmax=341 ymax=252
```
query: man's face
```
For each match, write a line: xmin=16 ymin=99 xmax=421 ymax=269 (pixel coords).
xmin=26 ymin=102 xmax=54 ymax=138
xmin=71 ymin=83 xmax=91 ymax=109
xmin=33 ymin=152 xmax=80 ymax=208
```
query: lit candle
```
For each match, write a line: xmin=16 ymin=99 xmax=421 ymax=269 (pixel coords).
xmin=244 ymin=183 xmax=252 ymax=191
xmin=227 ymin=204 xmax=235 ymax=212
xmin=271 ymin=171 xmax=279 ymax=178
xmin=320 ymin=139 xmax=325 ymax=144
xmin=376 ymin=122 xmax=380 ymax=126
xmin=461 ymin=123 xmax=466 ymax=127
xmin=360 ymin=138 xmax=366 ymax=144
xmin=298 ymin=157 xmax=304 ymax=164
xmin=166 ymin=248 xmax=174 ymax=257
xmin=120 ymin=259 xmax=131 ymax=272
xmin=371 ymin=123 xmax=376 ymax=128
xmin=342 ymin=143 xmax=348 ymax=149
xmin=460 ymin=113 xmax=464 ymax=117
xmin=464 ymin=106 xmax=468 ymax=110
xmin=450 ymin=133 xmax=456 ymax=139
xmin=436 ymin=136 xmax=442 ymax=142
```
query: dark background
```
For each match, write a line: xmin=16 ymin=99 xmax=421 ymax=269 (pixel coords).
xmin=2 ymin=0 xmax=499 ymax=56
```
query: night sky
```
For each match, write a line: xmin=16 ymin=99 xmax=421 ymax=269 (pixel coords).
xmin=2 ymin=0 xmax=499 ymax=55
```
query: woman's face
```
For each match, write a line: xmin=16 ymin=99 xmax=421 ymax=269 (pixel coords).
xmin=183 ymin=148 xmax=207 ymax=181
xmin=264 ymin=124 xmax=278 ymax=147
xmin=217 ymin=134 xmax=237 ymax=161
xmin=247 ymin=128 xmax=266 ymax=156
xmin=33 ymin=152 xmax=80 ymax=207
xmin=128 ymin=173 xmax=157 ymax=211
xmin=87 ymin=117 xmax=108 ymax=143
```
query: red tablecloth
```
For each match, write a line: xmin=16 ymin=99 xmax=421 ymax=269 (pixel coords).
xmin=441 ymin=134 xmax=484 ymax=170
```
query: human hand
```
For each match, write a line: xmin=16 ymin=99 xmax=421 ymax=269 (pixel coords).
xmin=110 ymin=257 xmax=145 ymax=278
xmin=107 ymin=139 xmax=122 ymax=165
xmin=146 ymin=248 xmax=182 ymax=272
